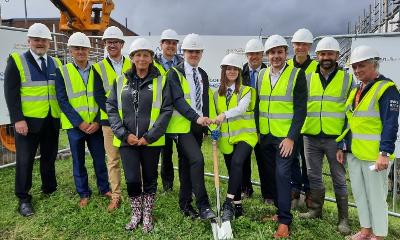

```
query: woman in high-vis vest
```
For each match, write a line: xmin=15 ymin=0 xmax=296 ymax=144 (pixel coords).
xmin=106 ymin=38 xmax=172 ymax=233
xmin=213 ymin=53 xmax=257 ymax=221
xmin=337 ymin=46 xmax=399 ymax=240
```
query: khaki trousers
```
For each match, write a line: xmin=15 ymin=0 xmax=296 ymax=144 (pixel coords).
xmin=102 ymin=126 xmax=121 ymax=199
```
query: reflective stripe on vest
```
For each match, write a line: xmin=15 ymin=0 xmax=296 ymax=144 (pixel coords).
xmin=337 ymin=80 xmax=396 ymax=161
xmin=153 ymin=61 xmax=167 ymax=76
xmin=301 ymin=70 xmax=352 ymax=135
xmin=59 ymin=63 xmax=99 ymax=129
xmin=112 ymin=75 xmax=165 ymax=147
xmin=257 ymin=65 xmax=299 ymax=137
xmin=214 ymin=85 xmax=257 ymax=154
xmin=10 ymin=52 xmax=62 ymax=118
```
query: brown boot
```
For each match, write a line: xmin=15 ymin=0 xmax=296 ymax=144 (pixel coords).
xmin=273 ymin=224 xmax=290 ymax=238
xmin=142 ymin=193 xmax=156 ymax=233
xmin=305 ymin=191 xmax=312 ymax=209
xmin=291 ymin=191 xmax=301 ymax=210
xmin=300 ymin=189 xmax=325 ymax=219
xmin=107 ymin=198 xmax=120 ymax=212
xmin=336 ymin=194 xmax=351 ymax=235
xmin=125 ymin=195 xmax=142 ymax=230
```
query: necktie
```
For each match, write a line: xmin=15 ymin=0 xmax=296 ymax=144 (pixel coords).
xmin=193 ymin=68 xmax=202 ymax=111
xmin=39 ymin=56 xmax=48 ymax=77
xmin=250 ymin=70 xmax=257 ymax=88
xmin=167 ymin=61 xmax=173 ymax=70
xmin=226 ymin=88 xmax=233 ymax=105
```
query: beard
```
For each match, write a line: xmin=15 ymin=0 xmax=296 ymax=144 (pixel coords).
xmin=320 ymin=60 xmax=336 ymax=70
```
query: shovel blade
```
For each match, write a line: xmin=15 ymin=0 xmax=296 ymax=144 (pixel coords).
xmin=211 ymin=221 xmax=233 ymax=240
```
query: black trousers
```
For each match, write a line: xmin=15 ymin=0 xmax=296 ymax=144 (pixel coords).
xmin=291 ymin=136 xmax=310 ymax=193
xmin=120 ymin=146 xmax=161 ymax=197
xmin=176 ymin=124 xmax=210 ymax=210
xmin=14 ymin=116 xmax=59 ymax=203
xmin=241 ymin=150 xmax=254 ymax=194
xmin=255 ymin=142 xmax=274 ymax=200
xmin=223 ymin=141 xmax=252 ymax=201
xmin=160 ymin=134 xmax=181 ymax=186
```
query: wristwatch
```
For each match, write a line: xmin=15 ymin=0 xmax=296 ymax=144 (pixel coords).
xmin=379 ymin=151 xmax=390 ymax=157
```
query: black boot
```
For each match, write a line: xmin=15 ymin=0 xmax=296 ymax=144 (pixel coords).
xmin=336 ymin=194 xmax=351 ymax=235
xmin=300 ymin=189 xmax=325 ymax=219
xmin=221 ymin=201 xmax=235 ymax=222
xmin=234 ymin=203 xmax=243 ymax=218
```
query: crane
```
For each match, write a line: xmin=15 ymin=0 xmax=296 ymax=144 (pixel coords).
xmin=50 ymin=0 xmax=114 ymax=32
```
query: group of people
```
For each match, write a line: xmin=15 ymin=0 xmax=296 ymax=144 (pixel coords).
xmin=4 ymin=22 xmax=399 ymax=239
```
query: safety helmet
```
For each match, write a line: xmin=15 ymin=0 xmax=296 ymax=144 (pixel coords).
xmin=102 ymin=26 xmax=124 ymax=42
xmin=315 ymin=37 xmax=340 ymax=53
xmin=245 ymin=39 xmax=264 ymax=53
xmin=264 ymin=35 xmax=288 ymax=53
xmin=67 ymin=32 xmax=91 ymax=48
xmin=350 ymin=45 xmax=380 ymax=64
xmin=129 ymin=38 xmax=154 ymax=56
xmin=27 ymin=23 xmax=52 ymax=40
xmin=161 ymin=29 xmax=179 ymax=42
xmin=220 ymin=53 xmax=243 ymax=70
xmin=291 ymin=28 xmax=313 ymax=43
xmin=181 ymin=33 xmax=204 ymax=50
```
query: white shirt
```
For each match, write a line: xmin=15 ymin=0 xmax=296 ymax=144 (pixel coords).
xmin=109 ymin=56 xmax=123 ymax=75
xmin=184 ymin=61 xmax=203 ymax=116
xmin=224 ymin=84 xmax=251 ymax=119
xmin=30 ymin=49 xmax=47 ymax=70
xmin=269 ymin=64 xmax=286 ymax=88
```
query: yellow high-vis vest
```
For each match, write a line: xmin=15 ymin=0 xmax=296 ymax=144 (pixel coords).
xmin=214 ymin=85 xmax=257 ymax=154
xmin=11 ymin=52 xmax=62 ymax=118
xmin=301 ymin=70 xmax=352 ymax=135
xmin=59 ymin=63 xmax=99 ymax=129
xmin=112 ymin=75 xmax=166 ymax=147
xmin=337 ymin=80 xmax=396 ymax=161
xmin=257 ymin=65 xmax=300 ymax=137
xmin=92 ymin=57 xmax=131 ymax=120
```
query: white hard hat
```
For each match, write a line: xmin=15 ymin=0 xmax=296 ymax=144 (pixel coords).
xmin=181 ymin=33 xmax=204 ymax=50
xmin=245 ymin=39 xmax=264 ymax=53
xmin=350 ymin=45 xmax=380 ymax=65
xmin=129 ymin=38 xmax=154 ymax=56
xmin=315 ymin=37 xmax=340 ymax=53
xmin=220 ymin=53 xmax=243 ymax=70
xmin=67 ymin=32 xmax=91 ymax=48
xmin=161 ymin=29 xmax=179 ymax=42
xmin=102 ymin=26 xmax=124 ymax=41
xmin=291 ymin=28 xmax=313 ymax=43
xmin=264 ymin=35 xmax=288 ymax=53
xmin=27 ymin=23 xmax=52 ymax=40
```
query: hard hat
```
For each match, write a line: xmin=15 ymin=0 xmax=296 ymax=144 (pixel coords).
xmin=220 ymin=53 xmax=243 ymax=70
xmin=102 ymin=26 xmax=124 ymax=41
xmin=181 ymin=33 xmax=204 ymax=50
xmin=291 ymin=28 xmax=313 ymax=43
xmin=129 ymin=38 xmax=154 ymax=56
xmin=161 ymin=29 xmax=179 ymax=42
xmin=350 ymin=45 xmax=379 ymax=64
xmin=27 ymin=23 xmax=52 ymax=40
xmin=67 ymin=32 xmax=91 ymax=48
xmin=315 ymin=37 xmax=340 ymax=53
xmin=264 ymin=35 xmax=288 ymax=52
xmin=245 ymin=39 xmax=264 ymax=53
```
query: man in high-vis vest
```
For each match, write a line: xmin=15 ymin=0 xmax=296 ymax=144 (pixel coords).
xmin=337 ymin=46 xmax=399 ymax=240
xmin=4 ymin=23 xmax=62 ymax=217
xmin=287 ymin=28 xmax=318 ymax=209
xmin=153 ymin=29 xmax=183 ymax=192
xmin=299 ymin=37 xmax=353 ymax=235
xmin=256 ymin=35 xmax=307 ymax=238
xmin=166 ymin=33 xmax=216 ymax=220
xmin=93 ymin=26 xmax=131 ymax=212
xmin=55 ymin=32 xmax=110 ymax=208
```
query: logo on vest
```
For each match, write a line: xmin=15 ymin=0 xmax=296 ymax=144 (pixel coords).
xmin=148 ymin=84 xmax=153 ymax=91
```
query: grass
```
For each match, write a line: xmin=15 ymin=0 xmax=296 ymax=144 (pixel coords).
xmin=1 ymin=132 xmax=400 ymax=239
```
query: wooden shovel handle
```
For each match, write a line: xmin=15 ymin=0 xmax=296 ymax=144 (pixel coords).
xmin=212 ymin=140 xmax=220 ymax=188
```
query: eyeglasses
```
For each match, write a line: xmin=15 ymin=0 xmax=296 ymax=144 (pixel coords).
xmin=106 ymin=40 xmax=122 ymax=46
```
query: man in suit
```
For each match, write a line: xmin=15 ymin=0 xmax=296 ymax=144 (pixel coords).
xmin=4 ymin=23 xmax=62 ymax=216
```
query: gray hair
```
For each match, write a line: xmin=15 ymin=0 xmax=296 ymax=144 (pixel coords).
xmin=367 ymin=58 xmax=380 ymax=74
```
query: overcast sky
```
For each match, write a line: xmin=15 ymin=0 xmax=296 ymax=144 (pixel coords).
xmin=1 ymin=0 xmax=370 ymax=36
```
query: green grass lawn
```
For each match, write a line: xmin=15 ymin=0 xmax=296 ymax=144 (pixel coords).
xmin=1 ymin=134 xmax=400 ymax=239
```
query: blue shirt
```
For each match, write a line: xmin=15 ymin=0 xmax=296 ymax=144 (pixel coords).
xmin=74 ymin=61 xmax=91 ymax=85
xmin=160 ymin=55 xmax=179 ymax=71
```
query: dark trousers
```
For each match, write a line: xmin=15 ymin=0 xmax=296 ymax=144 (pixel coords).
xmin=14 ymin=116 xmax=59 ymax=203
xmin=258 ymin=134 xmax=294 ymax=225
xmin=291 ymin=136 xmax=310 ymax=193
xmin=223 ymin=141 xmax=252 ymax=201
xmin=241 ymin=151 xmax=253 ymax=194
xmin=255 ymin=142 xmax=275 ymax=200
xmin=160 ymin=134 xmax=181 ymax=186
xmin=176 ymin=124 xmax=210 ymax=210
xmin=120 ymin=146 xmax=161 ymax=197
xmin=67 ymin=128 xmax=109 ymax=198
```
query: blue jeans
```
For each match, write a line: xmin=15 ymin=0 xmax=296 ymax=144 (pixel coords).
xmin=67 ymin=127 xmax=109 ymax=198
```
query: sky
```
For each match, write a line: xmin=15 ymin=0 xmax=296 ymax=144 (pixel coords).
xmin=1 ymin=0 xmax=371 ymax=37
